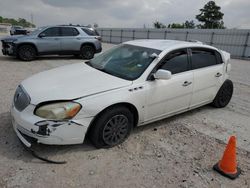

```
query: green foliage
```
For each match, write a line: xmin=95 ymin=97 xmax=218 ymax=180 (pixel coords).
xmin=0 ymin=16 xmax=35 ymax=27
xmin=184 ymin=20 xmax=196 ymax=29
xmin=168 ymin=23 xmax=185 ymax=29
xmin=196 ymin=1 xmax=225 ymax=29
xmin=167 ymin=20 xmax=196 ymax=29
xmin=153 ymin=21 xmax=166 ymax=29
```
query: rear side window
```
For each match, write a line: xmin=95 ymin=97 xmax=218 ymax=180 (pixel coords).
xmin=191 ymin=48 xmax=220 ymax=69
xmin=40 ymin=27 xmax=60 ymax=37
xmin=61 ymin=27 xmax=79 ymax=36
xmin=81 ymin=28 xmax=99 ymax=36
xmin=160 ymin=49 xmax=189 ymax=74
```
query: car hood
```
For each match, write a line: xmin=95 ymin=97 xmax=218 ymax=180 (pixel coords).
xmin=1 ymin=35 xmax=29 ymax=42
xmin=21 ymin=62 xmax=132 ymax=104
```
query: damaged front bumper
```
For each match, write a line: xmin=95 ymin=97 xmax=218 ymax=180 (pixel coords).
xmin=11 ymin=104 xmax=92 ymax=146
xmin=1 ymin=41 xmax=16 ymax=56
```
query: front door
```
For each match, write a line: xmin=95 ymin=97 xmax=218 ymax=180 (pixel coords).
xmin=144 ymin=49 xmax=194 ymax=122
xmin=36 ymin=27 xmax=61 ymax=53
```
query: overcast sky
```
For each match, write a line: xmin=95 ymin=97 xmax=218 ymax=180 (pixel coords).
xmin=0 ymin=0 xmax=249 ymax=28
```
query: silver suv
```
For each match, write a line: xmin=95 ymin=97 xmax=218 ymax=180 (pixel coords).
xmin=1 ymin=25 xmax=102 ymax=61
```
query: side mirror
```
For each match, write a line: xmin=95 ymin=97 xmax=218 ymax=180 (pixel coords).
xmin=150 ymin=53 xmax=159 ymax=59
xmin=154 ymin=69 xmax=172 ymax=80
xmin=38 ymin=33 xmax=46 ymax=38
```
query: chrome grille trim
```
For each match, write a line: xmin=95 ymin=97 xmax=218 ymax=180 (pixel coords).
xmin=13 ymin=85 xmax=31 ymax=112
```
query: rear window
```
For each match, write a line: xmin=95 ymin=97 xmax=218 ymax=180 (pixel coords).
xmin=191 ymin=48 xmax=220 ymax=69
xmin=61 ymin=27 xmax=79 ymax=36
xmin=81 ymin=28 xmax=99 ymax=36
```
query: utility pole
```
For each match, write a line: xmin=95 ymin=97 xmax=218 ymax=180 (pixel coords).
xmin=30 ymin=13 xmax=34 ymax=25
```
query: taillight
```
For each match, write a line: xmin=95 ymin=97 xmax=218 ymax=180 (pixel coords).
xmin=95 ymin=36 xmax=102 ymax=42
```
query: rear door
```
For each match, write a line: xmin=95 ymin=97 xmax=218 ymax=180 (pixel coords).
xmin=36 ymin=27 xmax=61 ymax=53
xmin=144 ymin=48 xmax=194 ymax=122
xmin=189 ymin=48 xmax=224 ymax=107
xmin=60 ymin=27 xmax=81 ymax=51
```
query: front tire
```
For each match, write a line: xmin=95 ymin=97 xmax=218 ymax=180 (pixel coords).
xmin=211 ymin=79 xmax=233 ymax=108
xmin=17 ymin=45 xmax=36 ymax=61
xmin=89 ymin=107 xmax=133 ymax=148
xmin=80 ymin=45 xmax=95 ymax=60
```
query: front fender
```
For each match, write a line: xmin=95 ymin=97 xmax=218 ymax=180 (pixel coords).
xmin=75 ymin=85 xmax=146 ymax=123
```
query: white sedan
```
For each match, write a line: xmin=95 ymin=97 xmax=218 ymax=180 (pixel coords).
xmin=11 ymin=40 xmax=233 ymax=148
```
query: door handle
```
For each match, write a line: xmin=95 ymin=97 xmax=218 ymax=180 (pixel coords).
xmin=182 ymin=81 xmax=192 ymax=86
xmin=54 ymin=38 xmax=59 ymax=40
xmin=215 ymin=72 xmax=222 ymax=77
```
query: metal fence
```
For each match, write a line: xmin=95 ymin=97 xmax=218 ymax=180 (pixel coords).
xmin=96 ymin=28 xmax=250 ymax=59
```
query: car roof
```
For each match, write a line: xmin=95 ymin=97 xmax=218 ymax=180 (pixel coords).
xmin=124 ymin=39 xmax=217 ymax=51
xmin=56 ymin=25 xmax=93 ymax=29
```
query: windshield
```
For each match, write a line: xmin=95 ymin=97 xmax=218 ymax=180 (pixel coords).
xmin=28 ymin=26 xmax=47 ymax=35
xmin=14 ymin=26 xmax=23 ymax=29
xmin=88 ymin=44 xmax=161 ymax=80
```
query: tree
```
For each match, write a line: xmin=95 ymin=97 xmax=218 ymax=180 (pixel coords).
xmin=196 ymin=1 xmax=225 ymax=29
xmin=0 ymin=16 xmax=35 ymax=27
xmin=184 ymin=20 xmax=196 ymax=28
xmin=153 ymin=21 xmax=166 ymax=29
xmin=167 ymin=23 xmax=185 ymax=29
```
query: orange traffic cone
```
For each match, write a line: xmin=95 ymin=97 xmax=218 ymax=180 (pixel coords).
xmin=213 ymin=136 xmax=241 ymax=179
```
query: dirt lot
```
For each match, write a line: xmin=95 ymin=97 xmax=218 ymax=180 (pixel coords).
xmin=0 ymin=41 xmax=250 ymax=188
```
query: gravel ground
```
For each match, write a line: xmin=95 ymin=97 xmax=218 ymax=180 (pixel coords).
xmin=0 ymin=42 xmax=250 ymax=188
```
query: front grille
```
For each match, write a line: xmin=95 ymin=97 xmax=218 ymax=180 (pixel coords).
xmin=14 ymin=85 xmax=31 ymax=112
xmin=2 ymin=41 xmax=12 ymax=49
xmin=2 ymin=41 xmax=6 ymax=48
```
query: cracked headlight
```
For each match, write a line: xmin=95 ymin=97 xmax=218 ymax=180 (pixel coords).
xmin=35 ymin=102 xmax=82 ymax=120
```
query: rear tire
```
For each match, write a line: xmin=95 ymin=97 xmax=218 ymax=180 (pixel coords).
xmin=17 ymin=45 xmax=36 ymax=61
xmin=80 ymin=45 xmax=95 ymax=60
xmin=211 ymin=79 xmax=233 ymax=108
xmin=89 ymin=107 xmax=133 ymax=148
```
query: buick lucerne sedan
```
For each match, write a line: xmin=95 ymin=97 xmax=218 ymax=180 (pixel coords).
xmin=11 ymin=40 xmax=233 ymax=148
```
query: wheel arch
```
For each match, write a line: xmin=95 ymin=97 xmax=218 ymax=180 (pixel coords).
xmin=80 ymin=42 xmax=96 ymax=52
xmin=16 ymin=42 xmax=38 ymax=54
xmin=86 ymin=102 xmax=139 ymax=138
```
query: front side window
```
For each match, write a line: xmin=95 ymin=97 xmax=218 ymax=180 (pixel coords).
xmin=191 ymin=48 xmax=219 ymax=69
xmin=159 ymin=49 xmax=189 ymax=74
xmin=40 ymin=27 xmax=60 ymax=37
xmin=87 ymin=44 xmax=161 ymax=80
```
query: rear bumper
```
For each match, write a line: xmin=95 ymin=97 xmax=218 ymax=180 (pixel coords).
xmin=96 ymin=47 xmax=102 ymax=53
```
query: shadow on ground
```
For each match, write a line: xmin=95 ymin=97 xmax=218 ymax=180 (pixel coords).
xmin=0 ymin=105 xmax=214 ymax=164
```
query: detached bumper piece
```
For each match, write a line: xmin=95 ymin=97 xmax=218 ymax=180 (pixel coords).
xmin=14 ymin=125 xmax=67 ymax=164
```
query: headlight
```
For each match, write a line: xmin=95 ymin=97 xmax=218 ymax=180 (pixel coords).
xmin=35 ymin=102 xmax=82 ymax=120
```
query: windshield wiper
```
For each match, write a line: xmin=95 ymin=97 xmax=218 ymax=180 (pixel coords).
xmin=97 ymin=68 xmax=111 ymax=75
xmin=85 ymin=61 xmax=92 ymax=67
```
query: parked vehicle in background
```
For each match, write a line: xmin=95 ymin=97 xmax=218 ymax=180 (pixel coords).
xmin=2 ymin=25 xmax=102 ymax=61
xmin=11 ymin=40 xmax=233 ymax=148
xmin=10 ymin=26 xmax=28 ymax=35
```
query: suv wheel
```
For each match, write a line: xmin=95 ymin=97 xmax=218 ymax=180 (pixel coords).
xmin=18 ymin=45 xmax=36 ymax=61
xmin=89 ymin=107 xmax=133 ymax=148
xmin=211 ymin=79 xmax=233 ymax=108
xmin=80 ymin=45 xmax=95 ymax=59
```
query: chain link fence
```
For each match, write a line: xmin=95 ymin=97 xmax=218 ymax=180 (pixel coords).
xmin=97 ymin=28 xmax=250 ymax=59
